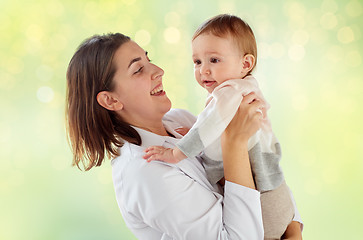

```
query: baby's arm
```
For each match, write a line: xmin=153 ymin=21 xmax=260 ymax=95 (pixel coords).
xmin=143 ymin=146 xmax=187 ymax=164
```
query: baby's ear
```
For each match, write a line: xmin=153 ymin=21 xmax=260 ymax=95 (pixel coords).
xmin=242 ymin=54 xmax=255 ymax=73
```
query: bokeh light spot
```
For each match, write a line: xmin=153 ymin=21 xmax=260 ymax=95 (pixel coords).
xmin=321 ymin=0 xmax=338 ymax=13
xmin=52 ymin=156 xmax=69 ymax=171
xmin=218 ymin=1 xmax=235 ymax=13
xmin=288 ymin=44 xmax=305 ymax=61
xmin=37 ymin=86 xmax=54 ymax=103
xmin=6 ymin=57 xmax=24 ymax=74
xmin=164 ymin=12 xmax=180 ymax=27
xmin=322 ymin=167 xmax=339 ymax=184
xmin=337 ymin=27 xmax=355 ymax=43
xmin=9 ymin=170 xmax=25 ymax=187
xmin=0 ymin=73 xmax=14 ymax=90
xmin=285 ymin=1 xmax=306 ymax=18
xmin=258 ymin=42 xmax=269 ymax=59
xmin=323 ymin=45 xmax=344 ymax=64
xmin=269 ymin=42 xmax=285 ymax=59
xmin=304 ymin=178 xmax=322 ymax=196
xmin=50 ymin=33 xmax=68 ymax=51
xmin=122 ymin=0 xmax=135 ymax=5
xmin=26 ymin=24 xmax=44 ymax=41
xmin=135 ymin=30 xmax=151 ymax=47
xmin=98 ymin=168 xmax=112 ymax=185
xmin=292 ymin=94 xmax=308 ymax=111
xmin=47 ymin=0 xmax=64 ymax=17
xmin=298 ymin=152 xmax=317 ymax=167
xmin=320 ymin=13 xmax=337 ymax=29
xmin=292 ymin=30 xmax=310 ymax=45
xmin=345 ymin=0 xmax=363 ymax=17
xmin=345 ymin=51 xmax=361 ymax=67
xmin=36 ymin=65 xmax=54 ymax=82
xmin=164 ymin=27 xmax=180 ymax=44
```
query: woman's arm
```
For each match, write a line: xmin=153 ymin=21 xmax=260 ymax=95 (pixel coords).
xmin=222 ymin=92 xmax=264 ymax=189
xmin=218 ymin=92 xmax=265 ymax=239
xmin=120 ymin=155 xmax=264 ymax=240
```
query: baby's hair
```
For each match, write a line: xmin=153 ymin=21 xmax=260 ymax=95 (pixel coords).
xmin=193 ymin=14 xmax=257 ymax=71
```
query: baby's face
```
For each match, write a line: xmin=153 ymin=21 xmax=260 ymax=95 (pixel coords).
xmin=192 ymin=33 xmax=248 ymax=94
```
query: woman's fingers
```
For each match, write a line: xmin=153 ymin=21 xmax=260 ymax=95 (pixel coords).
xmin=242 ymin=92 xmax=259 ymax=104
xmin=242 ymin=92 xmax=265 ymax=108
xmin=248 ymin=99 xmax=264 ymax=116
xmin=242 ymin=92 xmax=265 ymax=119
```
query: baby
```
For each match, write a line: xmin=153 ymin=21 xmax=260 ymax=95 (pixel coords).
xmin=144 ymin=14 xmax=295 ymax=240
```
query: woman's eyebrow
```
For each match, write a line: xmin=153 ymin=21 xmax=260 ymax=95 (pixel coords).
xmin=128 ymin=57 xmax=141 ymax=68
xmin=127 ymin=51 xmax=148 ymax=69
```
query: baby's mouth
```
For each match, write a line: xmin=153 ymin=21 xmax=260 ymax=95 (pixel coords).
xmin=203 ymin=80 xmax=216 ymax=87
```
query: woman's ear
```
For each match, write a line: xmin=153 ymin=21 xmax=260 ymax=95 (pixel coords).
xmin=241 ymin=54 xmax=255 ymax=74
xmin=96 ymin=91 xmax=123 ymax=111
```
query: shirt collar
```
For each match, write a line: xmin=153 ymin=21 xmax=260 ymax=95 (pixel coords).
xmin=132 ymin=121 xmax=183 ymax=149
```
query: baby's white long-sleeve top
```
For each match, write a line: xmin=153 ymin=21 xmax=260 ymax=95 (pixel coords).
xmin=177 ymin=75 xmax=284 ymax=192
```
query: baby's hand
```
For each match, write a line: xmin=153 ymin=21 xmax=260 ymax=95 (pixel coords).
xmin=143 ymin=146 xmax=181 ymax=164
xmin=174 ymin=127 xmax=190 ymax=136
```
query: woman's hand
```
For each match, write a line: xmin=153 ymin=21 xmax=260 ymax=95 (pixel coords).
xmin=222 ymin=92 xmax=264 ymax=144
xmin=221 ymin=92 xmax=264 ymax=189
xmin=282 ymin=221 xmax=303 ymax=240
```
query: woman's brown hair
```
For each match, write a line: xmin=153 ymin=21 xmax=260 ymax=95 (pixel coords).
xmin=66 ymin=33 xmax=141 ymax=171
xmin=192 ymin=14 xmax=257 ymax=72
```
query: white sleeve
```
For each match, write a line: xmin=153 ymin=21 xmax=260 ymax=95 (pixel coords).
xmin=124 ymin=160 xmax=264 ymax=240
xmin=177 ymin=85 xmax=243 ymax=159
xmin=289 ymin=187 xmax=304 ymax=230
xmin=163 ymin=108 xmax=197 ymax=129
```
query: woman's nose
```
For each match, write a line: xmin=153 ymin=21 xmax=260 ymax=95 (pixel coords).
xmin=151 ymin=64 xmax=164 ymax=80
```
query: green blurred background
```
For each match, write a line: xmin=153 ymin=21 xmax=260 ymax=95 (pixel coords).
xmin=1 ymin=0 xmax=362 ymax=239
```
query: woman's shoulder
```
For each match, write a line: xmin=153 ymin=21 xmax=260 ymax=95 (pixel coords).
xmin=112 ymin=142 xmax=181 ymax=191
xmin=163 ymin=108 xmax=196 ymax=129
xmin=112 ymin=143 xmax=187 ymax=214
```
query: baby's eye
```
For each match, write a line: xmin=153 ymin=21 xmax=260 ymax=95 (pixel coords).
xmin=210 ymin=58 xmax=219 ymax=63
xmin=193 ymin=59 xmax=201 ymax=65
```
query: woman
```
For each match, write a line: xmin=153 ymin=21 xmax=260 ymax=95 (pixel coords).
xmin=66 ymin=33 xmax=302 ymax=239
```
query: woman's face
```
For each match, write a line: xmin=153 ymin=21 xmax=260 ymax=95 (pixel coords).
xmin=111 ymin=40 xmax=171 ymax=128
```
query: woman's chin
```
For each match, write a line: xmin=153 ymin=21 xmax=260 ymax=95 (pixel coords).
xmin=159 ymin=94 xmax=172 ymax=113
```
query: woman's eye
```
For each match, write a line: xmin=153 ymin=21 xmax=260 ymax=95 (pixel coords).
xmin=210 ymin=58 xmax=219 ymax=63
xmin=134 ymin=67 xmax=143 ymax=74
xmin=146 ymin=51 xmax=151 ymax=62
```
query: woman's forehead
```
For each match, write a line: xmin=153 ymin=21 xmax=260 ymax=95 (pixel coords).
xmin=114 ymin=41 xmax=145 ymax=69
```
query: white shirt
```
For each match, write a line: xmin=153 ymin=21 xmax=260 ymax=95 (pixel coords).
xmin=111 ymin=109 xmax=300 ymax=239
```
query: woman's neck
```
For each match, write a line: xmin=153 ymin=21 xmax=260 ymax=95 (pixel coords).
xmin=120 ymin=111 xmax=169 ymax=136
xmin=133 ymin=121 xmax=169 ymax=136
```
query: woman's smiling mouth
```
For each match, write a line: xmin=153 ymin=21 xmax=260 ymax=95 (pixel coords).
xmin=150 ymin=84 xmax=165 ymax=96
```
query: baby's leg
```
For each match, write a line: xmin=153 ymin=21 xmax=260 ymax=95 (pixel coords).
xmin=260 ymin=181 xmax=294 ymax=240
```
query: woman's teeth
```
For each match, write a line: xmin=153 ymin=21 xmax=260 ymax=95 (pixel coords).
xmin=150 ymin=85 xmax=163 ymax=95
